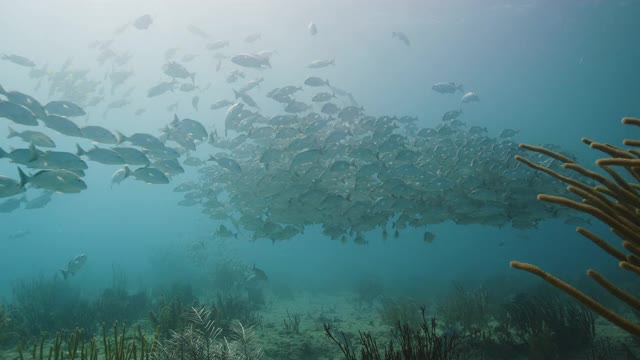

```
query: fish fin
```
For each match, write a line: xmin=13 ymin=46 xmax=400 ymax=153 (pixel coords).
xmin=233 ymin=89 xmax=240 ymax=99
xmin=0 ymin=147 xmax=6 ymax=159
xmin=325 ymin=80 xmax=330 ymax=87
xmin=18 ymin=167 xmax=29 ymax=188
xmin=207 ymin=155 xmax=216 ymax=162
xmin=457 ymin=84 xmax=465 ymax=93
xmin=61 ymin=269 xmax=69 ymax=280
xmin=0 ymin=83 xmax=6 ymax=95
xmin=28 ymin=144 xmax=38 ymax=162
xmin=76 ymin=143 xmax=85 ymax=156
xmin=7 ymin=127 xmax=18 ymax=138
xmin=115 ymin=131 xmax=127 ymax=144
xmin=190 ymin=73 xmax=195 ymax=84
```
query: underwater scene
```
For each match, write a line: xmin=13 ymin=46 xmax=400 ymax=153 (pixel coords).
xmin=0 ymin=0 xmax=639 ymax=359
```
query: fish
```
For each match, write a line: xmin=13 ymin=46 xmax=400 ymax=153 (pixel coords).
xmin=187 ymin=25 xmax=211 ymax=39
xmin=0 ymin=195 xmax=26 ymax=213
xmin=80 ymin=125 xmax=118 ymax=144
xmin=208 ymin=156 xmax=242 ymax=173
xmin=423 ymin=231 xmax=436 ymax=243
xmin=192 ymin=96 xmax=199 ymax=111
xmin=24 ymin=191 xmax=53 ymax=209
xmin=206 ymin=40 xmax=230 ymax=50
xmin=44 ymin=100 xmax=86 ymax=117
xmin=130 ymin=167 xmax=170 ymax=184
xmin=153 ymin=159 xmax=184 ymax=175
xmin=308 ymin=21 xmax=318 ymax=36
xmin=0 ymin=145 xmax=39 ymax=165
xmin=392 ymin=31 xmax=410 ymax=46
xmin=0 ymin=173 xmax=25 ymax=198
xmin=133 ymin=14 xmax=153 ymax=30
xmin=311 ymin=92 xmax=335 ymax=102
xmin=29 ymin=148 xmax=88 ymax=171
xmin=180 ymin=83 xmax=199 ymax=92
xmin=110 ymin=166 xmax=130 ymax=188
xmin=248 ymin=265 xmax=268 ymax=282
xmin=499 ymin=129 xmax=519 ymax=138
xmin=147 ymin=81 xmax=176 ymax=97
xmin=8 ymin=127 xmax=55 ymax=148
xmin=244 ymin=33 xmax=261 ymax=43
xmin=304 ymin=77 xmax=330 ymax=87
xmin=61 ymin=254 xmax=87 ymax=279
xmin=234 ymin=90 xmax=260 ymax=108
xmin=308 ymin=59 xmax=335 ymax=69
xmin=8 ymin=230 xmax=30 ymax=239
xmin=1 ymin=54 xmax=36 ymax=67
xmin=76 ymin=144 xmax=125 ymax=165
xmin=117 ymin=132 xmax=166 ymax=150
xmin=0 ymin=100 xmax=38 ymax=126
xmin=42 ymin=115 xmax=82 ymax=137
xmin=442 ymin=110 xmax=463 ymax=122
xmin=432 ymin=82 xmax=464 ymax=94
xmin=213 ymin=99 xmax=235 ymax=110
xmin=231 ymin=54 xmax=271 ymax=68
xmin=285 ymin=101 xmax=311 ymax=114
xmin=239 ymin=78 xmax=264 ymax=93
xmin=163 ymin=62 xmax=195 ymax=83
xmin=0 ymin=86 xmax=47 ymax=119
xmin=112 ymin=147 xmax=150 ymax=166
xmin=321 ymin=102 xmax=340 ymax=115
xmin=461 ymin=91 xmax=480 ymax=103
xmin=18 ymin=167 xmax=87 ymax=193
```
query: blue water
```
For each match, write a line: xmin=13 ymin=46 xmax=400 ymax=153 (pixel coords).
xmin=0 ymin=0 xmax=639 ymax=357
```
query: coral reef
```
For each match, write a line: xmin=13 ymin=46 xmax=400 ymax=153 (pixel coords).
xmin=17 ymin=322 xmax=156 ymax=360
xmin=154 ymin=306 xmax=263 ymax=360
xmin=436 ymin=283 xmax=491 ymax=330
xmin=377 ymin=296 xmax=423 ymax=329
xmin=11 ymin=276 xmax=97 ymax=339
xmin=512 ymin=117 xmax=640 ymax=337
xmin=500 ymin=293 xmax=595 ymax=358
xmin=211 ymin=293 xmax=262 ymax=335
xmin=324 ymin=306 xmax=479 ymax=360
xmin=0 ymin=305 xmax=14 ymax=348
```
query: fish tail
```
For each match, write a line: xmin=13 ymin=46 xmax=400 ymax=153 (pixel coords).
xmin=457 ymin=84 xmax=465 ymax=93
xmin=190 ymin=73 xmax=195 ymax=84
xmin=0 ymin=83 xmax=6 ymax=95
xmin=233 ymin=89 xmax=241 ymax=99
xmin=28 ymin=144 xmax=38 ymax=162
xmin=61 ymin=269 xmax=69 ymax=280
xmin=325 ymin=80 xmax=330 ymax=87
xmin=76 ymin=143 xmax=86 ymax=156
xmin=18 ymin=167 xmax=29 ymax=188
xmin=7 ymin=127 xmax=19 ymax=138
xmin=115 ymin=131 xmax=127 ymax=144
xmin=0 ymin=147 xmax=6 ymax=159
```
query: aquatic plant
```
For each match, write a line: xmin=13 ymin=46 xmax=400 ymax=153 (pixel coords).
xmin=17 ymin=322 xmax=156 ymax=360
xmin=153 ymin=306 xmax=263 ymax=360
xmin=11 ymin=276 xmax=97 ymax=338
xmin=211 ymin=293 xmax=261 ymax=335
xmin=149 ymin=295 xmax=192 ymax=338
xmin=210 ymin=258 xmax=250 ymax=296
xmin=0 ymin=304 xmax=15 ymax=347
xmin=324 ymin=306 xmax=478 ymax=360
xmin=505 ymin=293 xmax=595 ymax=357
xmin=354 ymin=277 xmax=384 ymax=308
xmin=95 ymin=287 xmax=149 ymax=326
xmin=282 ymin=310 xmax=301 ymax=334
xmin=511 ymin=117 xmax=640 ymax=337
xmin=436 ymin=283 xmax=491 ymax=330
xmin=377 ymin=296 xmax=423 ymax=329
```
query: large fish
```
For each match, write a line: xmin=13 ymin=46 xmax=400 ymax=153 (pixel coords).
xmin=61 ymin=254 xmax=87 ymax=279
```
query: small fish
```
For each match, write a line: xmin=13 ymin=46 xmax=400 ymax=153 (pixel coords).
xmin=249 ymin=265 xmax=268 ymax=281
xmin=304 ymin=77 xmax=330 ymax=87
xmin=18 ymin=167 xmax=87 ymax=194
xmin=187 ymin=25 xmax=212 ymax=39
xmin=207 ymin=40 xmax=230 ymax=50
xmin=308 ymin=21 xmax=318 ymax=36
xmin=192 ymin=96 xmax=199 ymax=111
xmin=308 ymin=59 xmax=335 ymax=69
xmin=8 ymin=127 xmax=55 ymax=148
xmin=111 ymin=166 xmax=130 ymax=188
xmin=423 ymin=231 xmax=436 ymax=243
xmin=133 ymin=14 xmax=153 ymax=30
xmin=244 ymin=33 xmax=261 ymax=43
xmin=1 ymin=54 xmax=36 ymax=67
xmin=461 ymin=91 xmax=479 ymax=103
xmin=392 ymin=31 xmax=410 ymax=46
xmin=432 ymin=82 xmax=464 ymax=94
xmin=62 ymin=254 xmax=87 ymax=279
xmin=442 ymin=110 xmax=463 ymax=122
xmin=8 ymin=229 xmax=30 ymax=239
